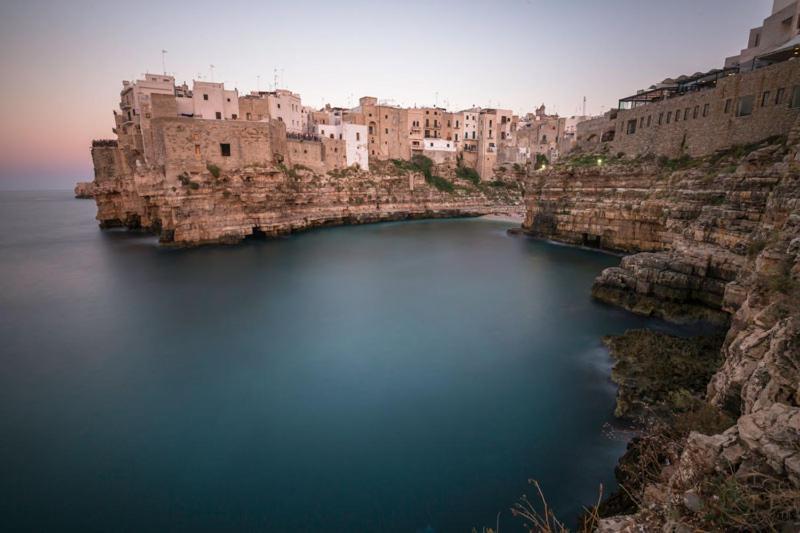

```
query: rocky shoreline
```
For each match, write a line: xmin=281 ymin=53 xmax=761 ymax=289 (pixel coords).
xmin=521 ymin=125 xmax=800 ymax=531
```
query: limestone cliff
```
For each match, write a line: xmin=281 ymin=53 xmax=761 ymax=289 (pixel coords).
xmin=74 ymin=181 xmax=96 ymax=199
xmin=90 ymin=159 xmax=523 ymax=246
xmin=523 ymin=127 xmax=800 ymax=530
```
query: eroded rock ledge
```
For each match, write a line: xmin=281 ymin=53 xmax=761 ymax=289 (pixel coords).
xmin=522 ymin=126 xmax=800 ymax=530
xmin=91 ymin=160 xmax=524 ymax=246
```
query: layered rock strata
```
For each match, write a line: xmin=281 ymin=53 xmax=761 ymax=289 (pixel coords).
xmin=91 ymin=160 xmax=523 ymax=246
xmin=522 ymin=127 xmax=800 ymax=530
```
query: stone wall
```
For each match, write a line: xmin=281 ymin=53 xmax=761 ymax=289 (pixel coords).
xmin=577 ymin=60 xmax=800 ymax=157
xmin=150 ymin=117 xmax=273 ymax=182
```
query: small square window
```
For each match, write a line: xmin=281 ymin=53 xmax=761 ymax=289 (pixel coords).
xmin=203 ymin=94 xmax=208 ymax=101
xmin=775 ymin=88 xmax=786 ymax=105
xmin=789 ymin=86 xmax=800 ymax=108
xmin=735 ymin=95 xmax=754 ymax=117
xmin=215 ymin=111 xmax=222 ymax=119
xmin=220 ymin=143 xmax=231 ymax=157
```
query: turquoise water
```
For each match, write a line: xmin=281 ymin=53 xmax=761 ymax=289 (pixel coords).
xmin=0 ymin=191 xmax=673 ymax=532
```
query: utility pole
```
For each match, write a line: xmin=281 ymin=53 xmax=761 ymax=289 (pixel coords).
xmin=161 ymin=49 xmax=168 ymax=75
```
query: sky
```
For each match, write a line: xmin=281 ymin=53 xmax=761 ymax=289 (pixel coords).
xmin=0 ymin=0 xmax=772 ymax=190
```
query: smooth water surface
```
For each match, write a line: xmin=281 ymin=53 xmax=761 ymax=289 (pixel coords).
xmin=1 ymin=191 xmax=672 ymax=532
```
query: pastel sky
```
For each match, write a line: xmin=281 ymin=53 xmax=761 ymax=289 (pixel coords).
xmin=0 ymin=0 xmax=771 ymax=190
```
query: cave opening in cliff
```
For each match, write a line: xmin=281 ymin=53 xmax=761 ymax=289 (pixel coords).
xmin=247 ymin=227 xmax=268 ymax=240
xmin=582 ymin=233 xmax=602 ymax=248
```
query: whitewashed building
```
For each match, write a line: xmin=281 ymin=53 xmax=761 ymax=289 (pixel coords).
xmin=317 ymin=123 xmax=369 ymax=170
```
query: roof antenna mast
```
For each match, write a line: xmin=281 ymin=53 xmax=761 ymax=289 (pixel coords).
xmin=161 ymin=49 xmax=168 ymax=75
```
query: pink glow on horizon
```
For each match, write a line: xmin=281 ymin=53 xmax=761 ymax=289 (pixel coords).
xmin=0 ymin=0 xmax=772 ymax=190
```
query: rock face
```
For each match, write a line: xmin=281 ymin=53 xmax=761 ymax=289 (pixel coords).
xmin=523 ymin=126 xmax=800 ymax=530
xmin=74 ymin=181 xmax=96 ymax=199
xmin=90 ymin=160 xmax=524 ymax=246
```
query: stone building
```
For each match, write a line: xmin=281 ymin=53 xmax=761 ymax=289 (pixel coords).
xmin=354 ymin=96 xmax=406 ymax=160
xmin=577 ymin=59 xmax=800 ymax=158
xmin=317 ymin=122 xmax=369 ymax=170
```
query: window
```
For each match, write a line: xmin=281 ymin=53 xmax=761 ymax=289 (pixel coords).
xmin=455 ymin=133 xmax=459 ymax=141
xmin=227 ymin=98 xmax=231 ymax=102
xmin=754 ymin=33 xmax=760 ymax=47
xmin=761 ymin=91 xmax=771 ymax=107
xmin=658 ymin=112 xmax=664 ymax=125
xmin=330 ymin=134 xmax=334 ymax=139
xmin=246 ymin=112 xmax=252 ymax=120
xmin=674 ymin=110 xmax=680 ymax=122
xmin=203 ymin=94 xmax=208 ymax=101
xmin=724 ymin=99 xmax=732 ymax=113
xmin=776 ymin=88 xmax=786 ymax=105
xmin=647 ymin=115 xmax=652 ymax=127
xmin=703 ymin=103 xmax=710 ymax=117
xmin=384 ymin=128 xmax=388 ymax=134
xmin=791 ymin=86 xmax=800 ymax=109
xmin=215 ymin=111 xmax=222 ymax=119
xmin=693 ymin=106 xmax=699 ymax=119
xmin=232 ymin=114 xmax=237 ymax=120
xmin=277 ymin=103 xmax=281 ymax=109
xmin=626 ymin=119 xmax=637 ymax=134
xmin=339 ymin=134 xmax=343 ymax=140
xmin=194 ymin=144 xmax=201 ymax=158
xmin=356 ymin=132 xmax=360 ymax=141
xmin=735 ymin=95 xmax=754 ymax=117
xmin=639 ymin=117 xmax=644 ymax=128
xmin=666 ymin=111 xmax=672 ymax=123
xmin=489 ymin=120 xmax=492 ymax=127
xmin=220 ymin=143 xmax=231 ymax=156
xmin=683 ymin=108 xmax=689 ymax=120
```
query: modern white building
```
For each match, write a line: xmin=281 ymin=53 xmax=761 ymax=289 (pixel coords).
xmin=725 ymin=0 xmax=800 ymax=70
xmin=423 ymin=138 xmax=456 ymax=151
xmin=266 ymin=89 xmax=304 ymax=133
xmin=317 ymin=123 xmax=369 ymax=170
xmin=190 ymin=81 xmax=239 ymax=120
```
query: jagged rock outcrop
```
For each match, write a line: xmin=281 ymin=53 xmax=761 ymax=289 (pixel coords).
xmin=523 ymin=126 xmax=800 ymax=530
xmin=74 ymin=181 xmax=96 ymax=199
xmin=90 ymin=160 xmax=523 ymax=246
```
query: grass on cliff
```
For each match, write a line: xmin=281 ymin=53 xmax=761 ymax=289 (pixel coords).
xmin=455 ymin=165 xmax=480 ymax=185
xmin=390 ymin=155 xmax=455 ymax=193
xmin=206 ymin=163 xmax=221 ymax=178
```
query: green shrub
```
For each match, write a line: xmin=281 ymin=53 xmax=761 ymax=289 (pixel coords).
xmin=534 ymin=154 xmax=549 ymax=170
xmin=206 ymin=163 xmax=221 ymax=178
xmin=455 ymin=165 xmax=480 ymax=184
xmin=188 ymin=181 xmax=200 ymax=190
xmin=427 ymin=174 xmax=454 ymax=192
